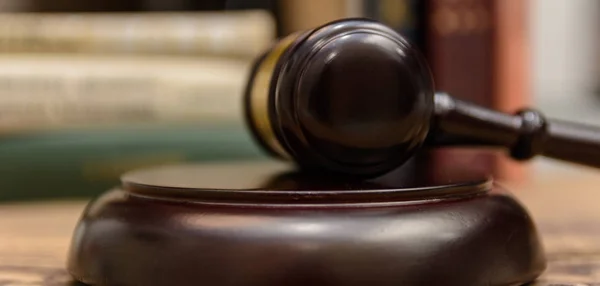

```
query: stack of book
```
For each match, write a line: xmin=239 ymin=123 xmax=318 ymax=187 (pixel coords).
xmin=0 ymin=0 xmax=531 ymax=201
xmin=0 ymin=10 xmax=276 ymax=201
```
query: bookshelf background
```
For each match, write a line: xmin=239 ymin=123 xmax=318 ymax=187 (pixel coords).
xmin=0 ymin=0 xmax=282 ymax=201
xmin=0 ymin=0 xmax=595 ymax=201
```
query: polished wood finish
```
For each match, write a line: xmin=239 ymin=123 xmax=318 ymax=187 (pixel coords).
xmin=429 ymin=93 xmax=600 ymax=168
xmin=245 ymin=19 xmax=435 ymax=177
xmin=66 ymin=161 xmax=545 ymax=286
xmin=2 ymin=162 xmax=600 ymax=285
xmin=245 ymin=18 xmax=600 ymax=176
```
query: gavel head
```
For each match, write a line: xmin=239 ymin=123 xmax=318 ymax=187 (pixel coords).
xmin=244 ymin=19 xmax=436 ymax=176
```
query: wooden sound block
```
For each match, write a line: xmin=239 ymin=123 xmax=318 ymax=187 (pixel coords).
xmin=66 ymin=161 xmax=546 ymax=286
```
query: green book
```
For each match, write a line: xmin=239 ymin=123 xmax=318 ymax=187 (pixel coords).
xmin=0 ymin=124 xmax=267 ymax=202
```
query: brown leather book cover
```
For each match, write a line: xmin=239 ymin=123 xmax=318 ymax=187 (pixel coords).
xmin=493 ymin=0 xmax=531 ymax=180
xmin=425 ymin=0 xmax=530 ymax=181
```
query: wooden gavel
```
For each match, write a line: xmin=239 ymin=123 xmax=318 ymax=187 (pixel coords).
xmin=244 ymin=18 xmax=600 ymax=177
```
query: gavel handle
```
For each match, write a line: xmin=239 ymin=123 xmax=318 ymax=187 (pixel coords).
xmin=539 ymin=120 xmax=600 ymax=167
xmin=429 ymin=92 xmax=600 ymax=168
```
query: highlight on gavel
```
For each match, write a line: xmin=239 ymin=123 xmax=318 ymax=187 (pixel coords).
xmin=244 ymin=18 xmax=600 ymax=177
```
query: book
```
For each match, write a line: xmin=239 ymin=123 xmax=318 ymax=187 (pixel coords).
xmin=278 ymin=0 xmax=357 ymax=35
xmin=0 ymin=124 xmax=265 ymax=202
xmin=0 ymin=53 xmax=269 ymax=201
xmin=0 ymin=11 xmax=276 ymax=58
xmin=362 ymin=0 xmax=423 ymax=46
xmin=425 ymin=0 xmax=496 ymax=178
xmin=424 ymin=0 xmax=530 ymax=181
xmin=492 ymin=0 xmax=531 ymax=180
xmin=0 ymin=54 xmax=251 ymax=133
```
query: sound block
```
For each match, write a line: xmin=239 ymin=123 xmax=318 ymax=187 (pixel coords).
xmin=67 ymin=161 xmax=546 ymax=286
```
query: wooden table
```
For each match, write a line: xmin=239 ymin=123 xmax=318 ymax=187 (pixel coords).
xmin=506 ymin=164 xmax=600 ymax=285
xmin=1 ymin=164 xmax=599 ymax=285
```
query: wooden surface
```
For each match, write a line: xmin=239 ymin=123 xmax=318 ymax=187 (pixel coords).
xmin=507 ymin=163 xmax=600 ymax=286
xmin=1 ymin=163 xmax=600 ymax=285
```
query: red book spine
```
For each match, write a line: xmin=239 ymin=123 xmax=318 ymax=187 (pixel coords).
xmin=493 ymin=0 xmax=531 ymax=181
xmin=424 ymin=0 xmax=530 ymax=181
xmin=426 ymin=0 xmax=496 ymax=177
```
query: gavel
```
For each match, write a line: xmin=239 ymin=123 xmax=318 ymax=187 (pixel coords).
xmin=244 ymin=18 xmax=600 ymax=177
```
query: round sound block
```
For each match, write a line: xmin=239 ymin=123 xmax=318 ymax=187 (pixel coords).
xmin=67 ymin=161 xmax=546 ymax=286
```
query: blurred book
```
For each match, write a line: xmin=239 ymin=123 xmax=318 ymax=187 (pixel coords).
xmin=0 ymin=54 xmax=268 ymax=201
xmin=278 ymin=0 xmax=362 ymax=35
xmin=362 ymin=0 xmax=424 ymax=47
xmin=423 ymin=0 xmax=530 ymax=181
xmin=492 ymin=0 xmax=531 ymax=180
xmin=359 ymin=0 xmax=530 ymax=181
xmin=0 ymin=11 xmax=275 ymax=58
xmin=0 ymin=124 xmax=265 ymax=202
xmin=424 ymin=0 xmax=497 ymax=179
xmin=0 ymin=54 xmax=252 ymax=132
xmin=0 ymin=8 xmax=279 ymax=201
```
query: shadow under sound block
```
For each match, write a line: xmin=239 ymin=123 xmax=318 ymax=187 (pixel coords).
xmin=66 ymin=161 xmax=546 ymax=286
